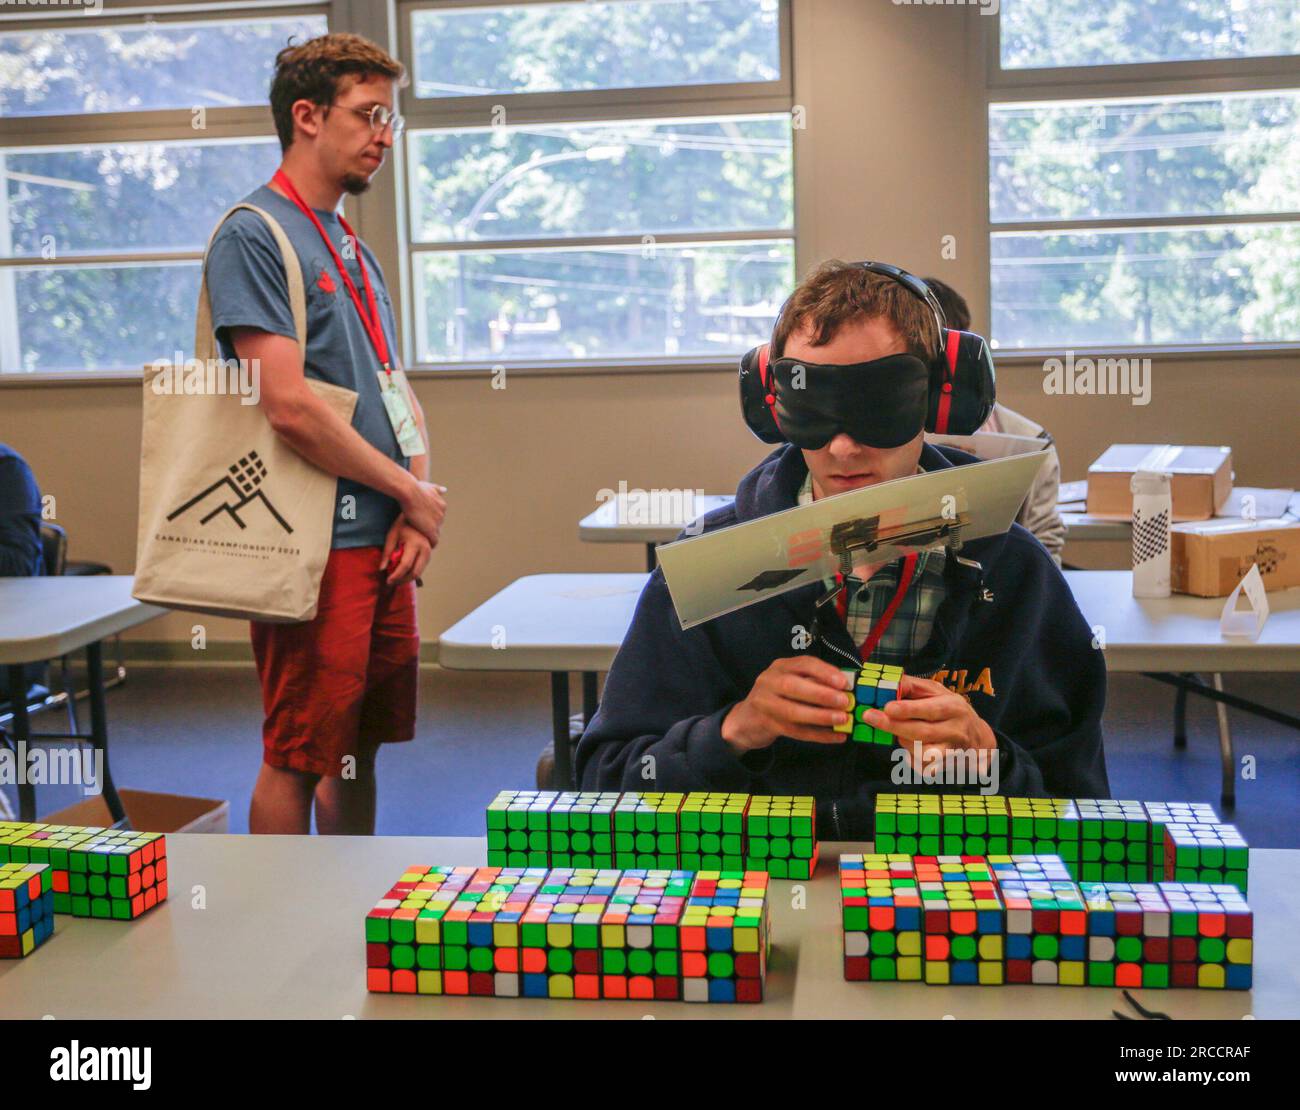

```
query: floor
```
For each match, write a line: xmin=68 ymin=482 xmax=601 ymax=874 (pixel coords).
xmin=5 ymin=665 xmax=1298 ymax=846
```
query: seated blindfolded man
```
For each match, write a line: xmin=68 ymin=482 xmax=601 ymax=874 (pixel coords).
xmin=576 ymin=260 xmax=1108 ymax=838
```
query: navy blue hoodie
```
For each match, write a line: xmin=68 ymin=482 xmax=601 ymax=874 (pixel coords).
xmin=576 ymin=442 xmax=1110 ymax=839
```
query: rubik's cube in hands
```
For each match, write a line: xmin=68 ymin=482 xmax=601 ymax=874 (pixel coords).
xmin=835 ymin=663 xmax=904 ymax=744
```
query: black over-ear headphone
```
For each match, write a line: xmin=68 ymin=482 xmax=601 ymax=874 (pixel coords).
xmin=738 ymin=261 xmax=996 ymax=443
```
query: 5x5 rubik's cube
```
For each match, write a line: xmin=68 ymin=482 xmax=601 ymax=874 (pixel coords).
xmin=872 ymin=794 xmax=1248 ymax=893
xmin=366 ymin=865 xmax=771 ymax=1003
xmin=840 ymin=852 xmax=1252 ymax=990
xmin=0 ymin=821 xmax=168 ymax=920
xmin=487 ymin=791 xmax=818 ymax=880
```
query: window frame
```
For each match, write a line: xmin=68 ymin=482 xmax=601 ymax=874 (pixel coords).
xmin=0 ymin=0 xmax=797 ymax=380
xmin=0 ymin=0 xmax=338 ymax=381
xmin=981 ymin=9 xmax=1300 ymax=358
xmin=390 ymin=0 xmax=796 ymax=374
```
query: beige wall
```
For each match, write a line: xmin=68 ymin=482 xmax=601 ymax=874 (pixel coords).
xmin=1 ymin=1 xmax=1296 ymax=651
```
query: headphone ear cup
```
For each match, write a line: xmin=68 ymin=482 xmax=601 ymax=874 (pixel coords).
xmin=926 ymin=330 xmax=997 ymax=435
xmin=739 ymin=345 xmax=786 ymax=444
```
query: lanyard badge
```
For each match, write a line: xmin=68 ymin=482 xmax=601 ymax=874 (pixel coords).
xmin=271 ymin=170 xmax=424 ymax=458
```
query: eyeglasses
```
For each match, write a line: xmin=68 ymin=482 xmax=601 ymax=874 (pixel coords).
xmin=336 ymin=102 xmax=405 ymax=139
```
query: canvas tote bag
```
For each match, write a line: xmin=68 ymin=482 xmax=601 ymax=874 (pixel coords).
xmin=133 ymin=203 xmax=357 ymax=622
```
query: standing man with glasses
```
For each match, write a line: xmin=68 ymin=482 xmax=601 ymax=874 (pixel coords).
xmin=205 ymin=33 xmax=446 ymax=834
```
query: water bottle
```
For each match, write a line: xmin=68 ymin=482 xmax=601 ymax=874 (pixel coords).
xmin=1131 ymin=469 xmax=1172 ymax=598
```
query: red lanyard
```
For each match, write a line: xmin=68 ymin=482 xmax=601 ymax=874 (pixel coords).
xmin=271 ymin=169 xmax=391 ymax=375
xmin=835 ymin=552 xmax=918 ymax=662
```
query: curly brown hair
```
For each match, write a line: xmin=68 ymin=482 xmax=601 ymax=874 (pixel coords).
xmin=771 ymin=260 xmax=941 ymax=363
xmin=270 ymin=33 xmax=406 ymax=151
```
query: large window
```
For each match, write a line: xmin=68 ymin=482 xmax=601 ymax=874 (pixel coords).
xmin=0 ymin=6 xmax=326 ymax=374
xmin=988 ymin=3 xmax=1300 ymax=350
xmin=396 ymin=0 xmax=795 ymax=368
xmin=1 ymin=1 xmax=793 ymax=375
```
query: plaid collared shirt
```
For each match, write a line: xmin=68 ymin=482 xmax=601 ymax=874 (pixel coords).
xmin=797 ymin=470 xmax=947 ymax=667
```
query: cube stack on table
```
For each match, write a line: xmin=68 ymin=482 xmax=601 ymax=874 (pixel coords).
xmin=486 ymin=790 xmax=818 ymax=879
xmin=840 ymin=851 xmax=1253 ymax=990
xmin=916 ymin=855 xmax=1006 ymax=985
xmin=872 ymin=794 xmax=1247 ymax=892
xmin=840 ymin=854 xmax=922 ymax=982
xmin=366 ymin=864 xmax=772 ymax=1003
xmin=0 ymin=821 xmax=168 ymax=920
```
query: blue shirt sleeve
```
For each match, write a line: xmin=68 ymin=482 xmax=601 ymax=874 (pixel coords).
xmin=204 ymin=215 xmax=299 ymax=352
xmin=0 ymin=450 xmax=43 ymax=578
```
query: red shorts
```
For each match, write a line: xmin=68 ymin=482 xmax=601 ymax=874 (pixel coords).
xmin=251 ymin=546 xmax=419 ymax=777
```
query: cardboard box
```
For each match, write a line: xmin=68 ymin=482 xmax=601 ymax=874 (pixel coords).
xmin=47 ymin=789 xmax=228 ymax=834
xmin=1087 ymin=444 xmax=1232 ymax=521
xmin=1171 ymin=518 xmax=1300 ymax=597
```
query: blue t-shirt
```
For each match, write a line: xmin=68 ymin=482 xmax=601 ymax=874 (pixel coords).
xmin=205 ymin=184 xmax=406 ymax=549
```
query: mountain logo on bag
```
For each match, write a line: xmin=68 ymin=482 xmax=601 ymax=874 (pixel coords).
xmin=166 ymin=450 xmax=293 ymax=533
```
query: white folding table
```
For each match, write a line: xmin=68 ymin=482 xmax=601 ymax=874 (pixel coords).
xmin=0 ymin=576 xmax=166 ymax=825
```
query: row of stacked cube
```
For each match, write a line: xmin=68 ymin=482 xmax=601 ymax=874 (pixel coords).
xmin=0 ymin=821 xmax=168 ymax=922
xmin=873 ymin=795 xmax=1248 ymax=892
xmin=840 ymin=852 xmax=1252 ymax=989
xmin=486 ymin=790 xmax=818 ymax=880
xmin=366 ymin=865 xmax=771 ymax=1003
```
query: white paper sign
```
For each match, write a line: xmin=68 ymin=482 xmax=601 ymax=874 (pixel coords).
xmin=657 ymin=449 xmax=1048 ymax=629
xmin=1220 ymin=563 xmax=1270 ymax=640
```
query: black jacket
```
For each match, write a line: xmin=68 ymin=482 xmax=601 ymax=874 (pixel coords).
xmin=576 ymin=442 xmax=1110 ymax=838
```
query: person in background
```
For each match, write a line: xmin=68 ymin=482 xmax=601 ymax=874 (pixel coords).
xmin=0 ymin=444 xmax=42 ymax=580
xmin=923 ymin=277 xmax=1065 ymax=564
xmin=205 ymin=34 xmax=447 ymax=835
xmin=0 ymin=444 xmax=46 ymax=755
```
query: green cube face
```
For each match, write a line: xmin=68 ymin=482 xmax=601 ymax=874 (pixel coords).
xmin=1088 ymin=963 xmax=1114 ymax=987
